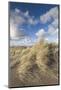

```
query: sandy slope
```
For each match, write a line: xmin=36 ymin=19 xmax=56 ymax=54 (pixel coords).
xmin=9 ymin=41 xmax=59 ymax=87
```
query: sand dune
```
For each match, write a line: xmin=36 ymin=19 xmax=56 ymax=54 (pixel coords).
xmin=9 ymin=41 xmax=59 ymax=87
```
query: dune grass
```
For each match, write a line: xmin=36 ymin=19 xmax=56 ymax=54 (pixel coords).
xmin=9 ymin=41 xmax=59 ymax=87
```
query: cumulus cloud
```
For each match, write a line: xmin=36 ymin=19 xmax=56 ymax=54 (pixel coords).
xmin=36 ymin=29 xmax=45 ymax=37
xmin=28 ymin=18 xmax=38 ymax=25
xmin=10 ymin=8 xmax=39 ymax=39
xmin=47 ymin=18 xmax=58 ymax=40
xmin=35 ymin=27 xmax=58 ymax=43
xmin=15 ymin=8 xmax=20 ymax=13
xmin=10 ymin=6 xmax=59 ymax=46
xmin=40 ymin=7 xmax=58 ymax=23
xmin=38 ymin=6 xmax=59 ymax=43
xmin=10 ymin=8 xmax=26 ymax=40
xmin=48 ymin=25 xmax=58 ymax=36
xmin=10 ymin=36 xmax=34 ymax=46
xmin=10 ymin=8 xmax=36 ymax=46
xmin=24 ymin=11 xmax=29 ymax=17
xmin=24 ymin=10 xmax=38 ymax=25
xmin=36 ymin=29 xmax=47 ymax=42
xmin=10 ymin=8 xmax=38 ymax=27
xmin=10 ymin=22 xmax=25 ymax=40
xmin=10 ymin=19 xmax=33 ymax=46
xmin=10 ymin=11 xmax=26 ymax=40
xmin=10 ymin=8 xmax=39 ymax=46
xmin=10 ymin=9 xmax=26 ymax=26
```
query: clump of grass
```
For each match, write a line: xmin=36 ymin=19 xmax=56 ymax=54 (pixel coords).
xmin=9 ymin=40 xmax=59 ymax=87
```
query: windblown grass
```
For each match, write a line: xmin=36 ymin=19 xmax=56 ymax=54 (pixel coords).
xmin=9 ymin=41 xmax=59 ymax=87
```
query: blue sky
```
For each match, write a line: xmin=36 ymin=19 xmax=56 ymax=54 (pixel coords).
xmin=9 ymin=2 xmax=59 ymax=46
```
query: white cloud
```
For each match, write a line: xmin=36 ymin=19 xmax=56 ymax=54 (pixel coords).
xmin=10 ymin=8 xmax=39 ymax=43
xmin=50 ymin=19 xmax=58 ymax=29
xmin=10 ymin=8 xmax=38 ymax=30
xmin=10 ymin=9 xmax=26 ymax=26
xmin=48 ymin=26 xmax=58 ymax=36
xmin=10 ymin=8 xmax=35 ymax=46
xmin=47 ymin=18 xmax=58 ymax=37
xmin=10 ymin=21 xmax=33 ymax=46
xmin=39 ymin=6 xmax=59 ymax=43
xmin=35 ymin=28 xmax=58 ymax=43
xmin=10 ymin=36 xmax=34 ymax=46
xmin=40 ymin=7 xmax=58 ymax=23
xmin=10 ymin=7 xmax=59 ymax=46
xmin=24 ymin=11 xmax=29 ymax=17
xmin=24 ymin=10 xmax=38 ymax=25
xmin=15 ymin=8 xmax=20 ymax=13
xmin=10 ymin=22 xmax=26 ymax=40
xmin=36 ymin=29 xmax=46 ymax=42
xmin=28 ymin=18 xmax=38 ymax=25
xmin=10 ymin=8 xmax=26 ymax=40
xmin=36 ymin=29 xmax=45 ymax=37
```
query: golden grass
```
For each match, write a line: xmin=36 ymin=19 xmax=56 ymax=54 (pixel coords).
xmin=9 ymin=41 xmax=59 ymax=87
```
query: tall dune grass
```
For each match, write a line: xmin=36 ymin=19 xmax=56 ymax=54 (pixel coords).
xmin=9 ymin=40 xmax=59 ymax=87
